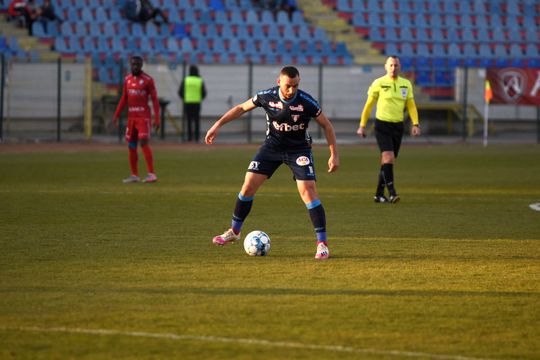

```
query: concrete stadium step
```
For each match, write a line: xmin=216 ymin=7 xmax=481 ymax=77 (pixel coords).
xmin=297 ymin=0 xmax=386 ymax=65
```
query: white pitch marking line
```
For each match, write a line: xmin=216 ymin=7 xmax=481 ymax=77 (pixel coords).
xmin=529 ymin=203 xmax=540 ymax=211
xmin=1 ymin=326 xmax=497 ymax=360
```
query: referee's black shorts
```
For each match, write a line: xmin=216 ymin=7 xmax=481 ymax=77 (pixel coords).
xmin=375 ymin=119 xmax=404 ymax=157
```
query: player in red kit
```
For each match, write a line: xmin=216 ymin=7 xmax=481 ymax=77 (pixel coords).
xmin=113 ymin=56 xmax=160 ymax=183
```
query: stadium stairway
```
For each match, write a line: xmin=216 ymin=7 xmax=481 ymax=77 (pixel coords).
xmin=297 ymin=0 xmax=385 ymax=64
xmin=0 ymin=13 xmax=58 ymax=61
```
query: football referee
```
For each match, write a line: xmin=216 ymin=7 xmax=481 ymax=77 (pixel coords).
xmin=356 ymin=56 xmax=420 ymax=203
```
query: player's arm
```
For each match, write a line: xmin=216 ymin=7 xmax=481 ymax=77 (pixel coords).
xmin=149 ymin=80 xmax=160 ymax=130
xmin=406 ymin=98 xmax=420 ymax=136
xmin=112 ymin=81 xmax=127 ymax=126
xmin=315 ymin=111 xmax=339 ymax=173
xmin=205 ymin=99 xmax=257 ymax=145
xmin=357 ymin=95 xmax=376 ymax=138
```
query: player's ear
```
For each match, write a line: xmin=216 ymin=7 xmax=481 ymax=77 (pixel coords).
xmin=276 ymin=77 xmax=280 ymax=86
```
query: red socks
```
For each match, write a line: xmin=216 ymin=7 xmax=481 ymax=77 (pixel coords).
xmin=128 ymin=147 xmax=138 ymax=176
xmin=141 ymin=144 xmax=154 ymax=174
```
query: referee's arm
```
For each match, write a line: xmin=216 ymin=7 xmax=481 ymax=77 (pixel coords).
xmin=356 ymin=96 xmax=377 ymax=138
xmin=406 ymin=98 xmax=421 ymax=136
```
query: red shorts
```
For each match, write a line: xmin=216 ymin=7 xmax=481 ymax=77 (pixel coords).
xmin=125 ymin=117 xmax=151 ymax=143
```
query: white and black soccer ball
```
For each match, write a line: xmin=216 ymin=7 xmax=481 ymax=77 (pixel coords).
xmin=243 ymin=230 xmax=271 ymax=256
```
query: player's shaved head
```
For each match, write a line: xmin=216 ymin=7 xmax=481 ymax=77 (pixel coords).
xmin=280 ymin=66 xmax=300 ymax=79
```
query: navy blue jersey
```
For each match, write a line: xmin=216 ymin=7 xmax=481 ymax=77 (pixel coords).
xmin=252 ymin=86 xmax=322 ymax=151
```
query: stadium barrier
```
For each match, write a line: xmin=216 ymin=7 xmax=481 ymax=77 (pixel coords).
xmin=0 ymin=56 xmax=538 ymax=144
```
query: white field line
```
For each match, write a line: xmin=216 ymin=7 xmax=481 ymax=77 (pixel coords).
xmin=1 ymin=326 xmax=496 ymax=360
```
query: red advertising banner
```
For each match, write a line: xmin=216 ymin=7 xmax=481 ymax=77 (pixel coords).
xmin=486 ymin=68 xmax=540 ymax=105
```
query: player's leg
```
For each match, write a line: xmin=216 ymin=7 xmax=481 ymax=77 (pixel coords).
xmin=213 ymin=172 xmax=268 ymax=245
xmin=296 ymin=180 xmax=329 ymax=260
xmin=380 ymin=150 xmax=397 ymax=201
xmin=194 ymin=104 xmax=201 ymax=143
xmin=213 ymin=147 xmax=280 ymax=246
xmin=375 ymin=120 xmax=399 ymax=203
xmin=138 ymin=118 xmax=157 ymax=183
xmin=374 ymin=165 xmax=388 ymax=202
xmin=123 ymin=119 xmax=140 ymax=183
xmin=185 ymin=105 xmax=196 ymax=142
xmin=381 ymin=122 xmax=404 ymax=203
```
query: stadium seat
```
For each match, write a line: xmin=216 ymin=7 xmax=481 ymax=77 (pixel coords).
xmin=32 ymin=22 xmax=47 ymax=38
xmin=509 ymin=43 xmax=523 ymax=57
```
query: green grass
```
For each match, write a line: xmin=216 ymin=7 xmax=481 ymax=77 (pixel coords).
xmin=0 ymin=144 xmax=539 ymax=359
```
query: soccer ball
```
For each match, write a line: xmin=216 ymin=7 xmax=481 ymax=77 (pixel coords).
xmin=243 ymin=230 xmax=271 ymax=256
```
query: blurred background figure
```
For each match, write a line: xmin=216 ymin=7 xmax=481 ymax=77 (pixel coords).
xmin=178 ymin=65 xmax=207 ymax=143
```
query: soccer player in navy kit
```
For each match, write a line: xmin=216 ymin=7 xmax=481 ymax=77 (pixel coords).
xmin=205 ymin=66 xmax=339 ymax=260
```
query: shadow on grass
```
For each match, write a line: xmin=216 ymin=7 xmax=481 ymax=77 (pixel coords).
xmin=3 ymin=286 xmax=539 ymax=298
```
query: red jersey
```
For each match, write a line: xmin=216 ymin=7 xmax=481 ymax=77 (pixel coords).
xmin=8 ymin=0 xmax=30 ymax=16
xmin=114 ymin=71 xmax=160 ymax=125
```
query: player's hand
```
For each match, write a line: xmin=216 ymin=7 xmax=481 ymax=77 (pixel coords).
xmin=112 ymin=117 xmax=118 ymax=127
xmin=411 ymin=125 xmax=421 ymax=136
xmin=356 ymin=126 xmax=366 ymax=138
xmin=328 ymin=154 xmax=339 ymax=173
xmin=153 ymin=121 xmax=160 ymax=132
xmin=205 ymin=128 xmax=217 ymax=145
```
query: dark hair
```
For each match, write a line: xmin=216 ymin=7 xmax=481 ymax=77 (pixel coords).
xmin=189 ymin=65 xmax=199 ymax=76
xmin=131 ymin=55 xmax=144 ymax=63
xmin=280 ymin=66 xmax=299 ymax=78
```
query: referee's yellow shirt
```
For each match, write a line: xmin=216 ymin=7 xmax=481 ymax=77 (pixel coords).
xmin=366 ymin=75 xmax=414 ymax=123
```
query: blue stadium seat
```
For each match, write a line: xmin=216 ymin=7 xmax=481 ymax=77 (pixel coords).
xmin=475 ymin=14 xmax=489 ymax=28
xmin=32 ymin=22 xmax=47 ymax=38
xmin=462 ymin=43 xmax=477 ymax=58
xmin=478 ymin=43 xmax=493 ymax=58
xmin=229 ymin=11 xmax=244 ymax=25
xmin=214 ymin=10 xmax=228 ymax=24
xmin=291 ymin=11 xmax=305 ymax=25
xmin=447 ymin=43 xmax=461 ymax=58
xmin=416 ymin=43 xmax=430 ymax=56
xmin=81 ymin=8 xmax=93 ymax=22
xmin=276 ymin=11 xmax=290 ymax=25
xmin=401 ymin=42 xmax=414 ymax=56
xmin=525 ymin=43 xmax=539 ymax=57
xmin=491 ymin=28 xmax=506 ymax=42
xmin=95 ymin=7 xmax=108 ymax=22
xmin=245 ymin=10 xmax=258 ymax=24
xmin=494 ymin=43 xmax=507 ymax=57
xmin=509 ymin=44 xmax=523 ymax=58
xmin=87 ymin=22 xmax=99 ymax=37
xmin=432 ymin=43 xmax=445 ymax=56
xmin=476 ymin=28 xmax=490 ymax=42
xmin=385 ymin=42 xmax=398 ymax=56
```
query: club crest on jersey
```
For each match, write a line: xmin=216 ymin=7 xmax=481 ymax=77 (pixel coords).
xmin=296 ymin=156 xmax=310 ymax=166
xmin=269 ymin=101 xmax=283 ymax=110
xmin=289 ymin=104 xmax=304 ymax=112
xmin=292 ymin=115 xmax=300 ymax=122
xmin=401 ymin=88 xmax=408 ymax=99
xmin=248 ymin=161 xmax=260 ymax=171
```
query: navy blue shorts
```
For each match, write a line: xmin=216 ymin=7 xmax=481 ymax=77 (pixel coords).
xmin=247 ymin=145 xmax=316 ymax=181
xmin=375 ymin=119 xmax=404 ymax=157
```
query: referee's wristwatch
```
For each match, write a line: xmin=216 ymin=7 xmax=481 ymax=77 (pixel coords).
xmin=413 ymin=124 xmax=420 ymax=128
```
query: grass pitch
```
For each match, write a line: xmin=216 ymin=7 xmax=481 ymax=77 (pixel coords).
xmin=0 ymin=143 xmax=539 ymax=359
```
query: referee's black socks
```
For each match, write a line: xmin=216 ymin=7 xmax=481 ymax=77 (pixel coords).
xmin=381 ymin=163 xmax=397 ymax=196
xmin=376 ymin=165 xmax=386 ymax=196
